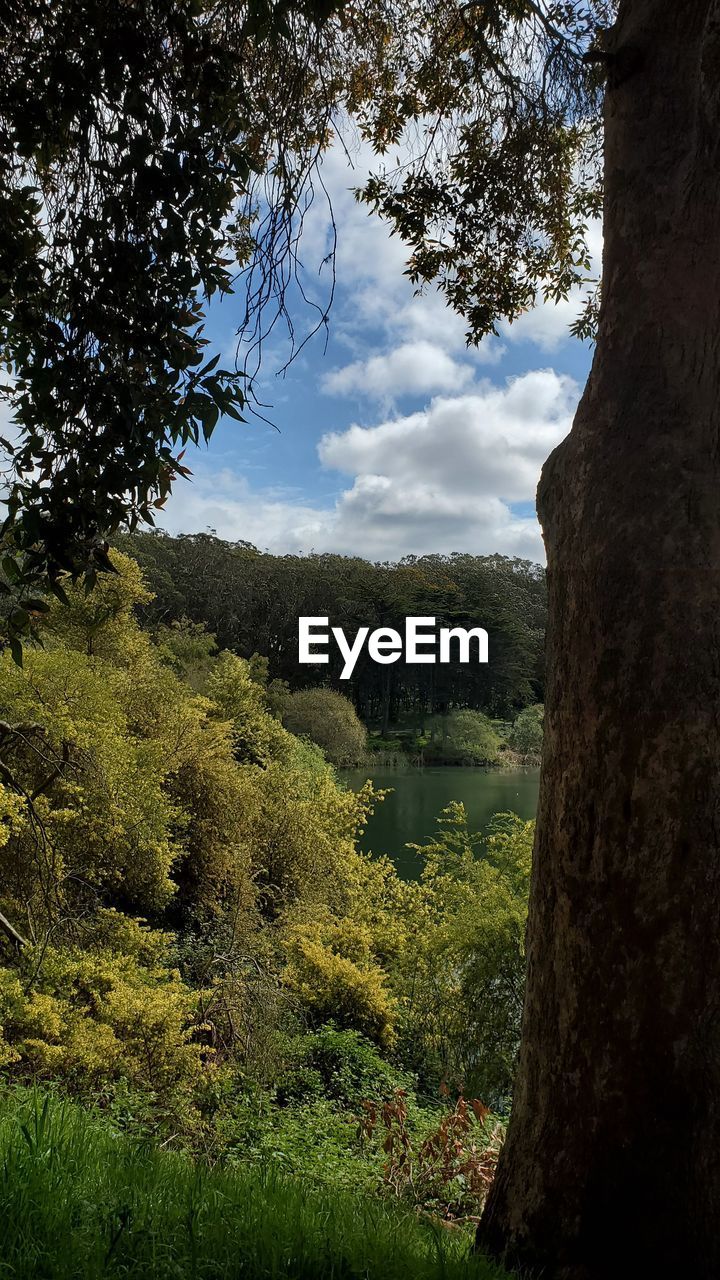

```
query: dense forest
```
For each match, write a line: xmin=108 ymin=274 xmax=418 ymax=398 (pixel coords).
xmin=0 ymin=552 xmax=530 ymax=1270
xmin=119 ymin=531 xmax=547 ymax=727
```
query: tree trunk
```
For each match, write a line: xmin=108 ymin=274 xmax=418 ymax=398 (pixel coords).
xmin=381 ymin=668 xmax=393 ymax=736
xmin=478 ymin=3 xmax=720 ymax=1276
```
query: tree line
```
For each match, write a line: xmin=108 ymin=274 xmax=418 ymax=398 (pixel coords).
xmin=119 ymin=531 xmax=547 ymax=728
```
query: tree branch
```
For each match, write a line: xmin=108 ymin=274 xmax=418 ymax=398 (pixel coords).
xmin=0 ymin=907 xmax=28 ymax=951
xmin=30 ymin=742 xmax=71 ymax=801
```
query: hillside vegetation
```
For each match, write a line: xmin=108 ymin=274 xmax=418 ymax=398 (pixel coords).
xmin=0 ymin=552 xmax=532 ymax=1258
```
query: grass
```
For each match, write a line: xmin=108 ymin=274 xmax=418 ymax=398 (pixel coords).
xmin=0 ymin=1087 xmax=511 ymax=1280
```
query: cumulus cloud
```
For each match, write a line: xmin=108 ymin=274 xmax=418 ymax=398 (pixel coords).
xmin=330 ymin=478 xmax=545 ymax=561
xmin=321 ymin=340 xmax=475 ymax=398
xmin=163 ymin=368 xmax=578 ymax=563
xmin=163 ymin=143 xmax=593 ymax=559
xmin=392 ymin=289 xmax=504 ymax=362
xmin=319 ymin=368 xmax=577 ymax=501
xmin=500 ymin=289 xmax=586 ymax=352
xmin=293 ymin=142 xmax=504 ymax=402
xmin=160 ymin=471 xmax=336 ymax=553
xmin=300 ymin=141 xmax=594 ymax=399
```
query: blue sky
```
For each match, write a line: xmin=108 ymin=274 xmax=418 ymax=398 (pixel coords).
xmin=162 ymin=142 xmax=598 ymax=565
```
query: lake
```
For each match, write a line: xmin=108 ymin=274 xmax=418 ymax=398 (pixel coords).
xmin=342 ymin=765 xmax=541 ymax=879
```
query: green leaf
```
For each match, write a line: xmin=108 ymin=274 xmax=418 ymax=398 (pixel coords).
xmin=2 ymin=557 xmax=20 ymax=583
xmin=9 ymin=636 xmax=23 ymax=668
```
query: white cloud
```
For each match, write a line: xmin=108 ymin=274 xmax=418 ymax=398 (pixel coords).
xmin=329 ymin=477 xmax=545 ymax=561
xmin=392 ymin=289 xmax=504 ymax=362
xmin=163 ymin=368 xmax=578 ymax=564
xmin=499 ymin=290 xmax=586 ymax=352
xmin=163 ymin=467 xmax=547 ymax=563
xmin=321 ymin=340 xmax=474 ymax=398
xmin=165 ymin=142 xmax=594 ymax=559
xmin=319 ymin=368 xmax=576 ymax=501
xmin=160 ymin=470 xmax=335 ymax=553
xmin=299 ymin=141 xmax=595 ymax=400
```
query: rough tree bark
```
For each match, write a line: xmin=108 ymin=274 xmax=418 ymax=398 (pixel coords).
xmin=477 ymin=2 xmax=720 ymax=1276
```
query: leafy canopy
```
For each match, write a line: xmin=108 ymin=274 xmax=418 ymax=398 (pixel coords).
xmin=353 ymin=1 xmax=614 ymax=343
xmin=0 ymin=0 xmax=345 ymax=635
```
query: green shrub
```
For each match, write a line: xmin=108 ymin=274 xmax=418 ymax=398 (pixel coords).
xmin=282 ymin=688 xmax=367 ymax=766
xmin=509 ymin=703 xmax=544 ymax=756
xmin=429 ymin=711 xmax=501 ymax=764
xmin=275 ymin=1025 xmax=413 ymax=1107
xmin=215 ymin=1092 xmax=384 ymax=1194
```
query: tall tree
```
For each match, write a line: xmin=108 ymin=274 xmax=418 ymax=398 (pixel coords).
xmin=120 ymin=530 xmax=546 ymax=718
xmin=354 ymin=2 xmax=720 ymax=1275
xmin=484 ymin=8 xmax=720 ymax=1276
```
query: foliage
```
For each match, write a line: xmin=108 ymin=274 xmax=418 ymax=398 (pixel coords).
xmin=429 ymin=710 xmax=501 ymax=765
xmin=122 ymin=530 xmax=547 ymax=720
xmin=284 ymin=931 xmax=396 ymax=1048
xmin=153 ymin=617 xmax=219 ymax=688
xmin=218 ymin=1092 xmax=386 ymax=1195
xmin=400 ymin=806 xmax=533 ymax=1104
xmin=0 ymin=551 xmax=379 ymax=1044
xmin=352 ymin=2 xmax=611 ymax=344
xmin=0 ymin=0 xmax=362 ymax=632
xmin=508 ymin=704 xmax=544 ymax=757
xmin=359 ymin=1090 xmax=504 ymax=1224
xmin=282 ymin=687 xmax=368 ymax=766
xmin=0 ymin=549 xmax=536 ymax=1232
xmin=0 ymin=934 xmax=207 ymax=1118
xmin=0 ymin=643 xmax=181 ymax=919
xmin=246 ymin=758 xmax=377 ymax=920
xmin=274 ymin=1025 xmax=413 ymax=1108
xmin=0 ymin=1088 xmax=511 ymax=1280
xmin=0 ymin=0 xmax=612 ymax=650
xmin=205 ymin=649 xmax=291 ymax=766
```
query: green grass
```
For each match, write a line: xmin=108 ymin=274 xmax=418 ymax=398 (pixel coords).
xmin=0 ymin=1088 xmax=511 ymax=1280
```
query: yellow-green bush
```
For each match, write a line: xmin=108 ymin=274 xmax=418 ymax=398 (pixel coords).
xmin=0 ymin=553 xmax=386 ymax=1100
xmin=0 ymin=549 xmax=531 ymax=1136
xmin=284 ymin=929 xmax=396 ymax=1049
xmin=0 ymin=937 xmax=207 ymax=1100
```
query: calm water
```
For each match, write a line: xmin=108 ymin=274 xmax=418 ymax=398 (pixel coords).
xmin=342 ymin=765 xmax=541 ymax=880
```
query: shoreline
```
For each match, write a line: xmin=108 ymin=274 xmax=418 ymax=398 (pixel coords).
xmin=354 ymin=753 xmax=541 ymax=773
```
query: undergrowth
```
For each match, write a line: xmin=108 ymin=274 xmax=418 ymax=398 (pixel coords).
xmin=0 ymin=1087 xmax=512 ymax=1280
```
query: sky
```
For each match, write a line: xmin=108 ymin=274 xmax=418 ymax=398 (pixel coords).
xmin=161 ymin=142 xmax=600 ymax=566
